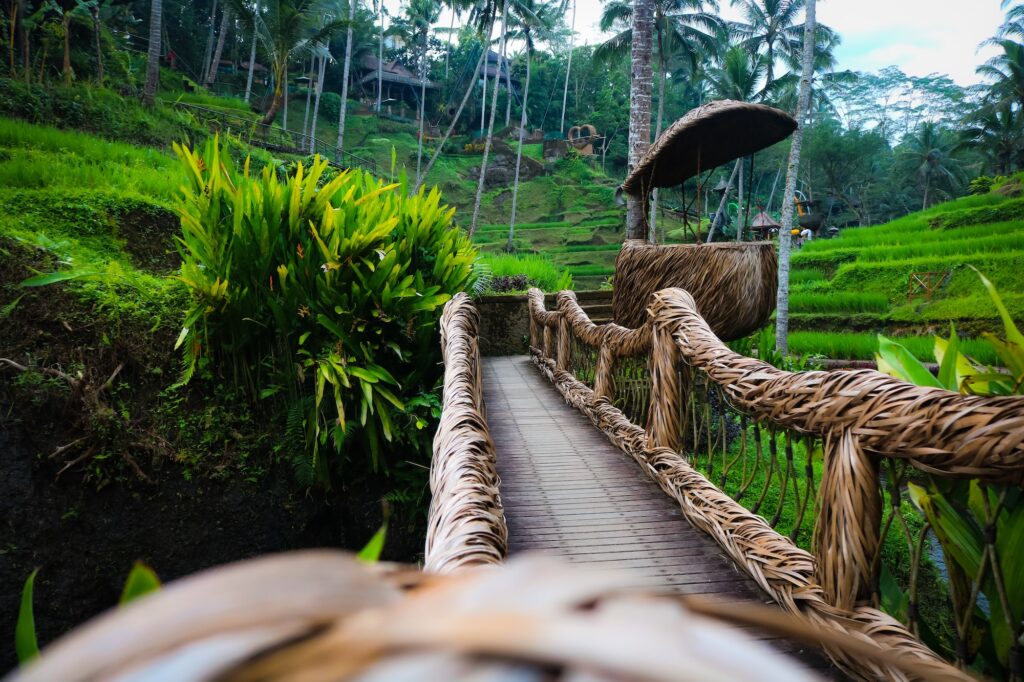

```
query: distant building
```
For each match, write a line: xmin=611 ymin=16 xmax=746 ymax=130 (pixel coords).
xmin=357 ymin=56 xmax=438 ymax=115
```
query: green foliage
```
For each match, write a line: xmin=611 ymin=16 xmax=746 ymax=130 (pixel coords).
xmin=789 ymin=291 xmax=888 ymax=314
xmin=0 ymin=78 xmax=200 ymax=147
xmin=15 ymin=570 xmax=39 ymax=664
xmin=357 ymin=523 xmax=388 ymax=562
xmin=476 ymin=252 xmax=572 ymax=292
xmin=967 ymin=175 xmax=1006 ymax=195
xmin=876 ymin=272 xmax=1023 ymax=676
xmin=173 ymin=138 xmax=476 ymax=485
xmin=118 ymin=562 xmax=162 ymax=605
xmin=789 ymin=331 xmax=999 ymax=365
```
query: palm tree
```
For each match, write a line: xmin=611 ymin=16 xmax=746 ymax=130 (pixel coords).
xmin=255 ymin=0 xmax=346 ymax=125
xmin=143 ymin=0 xmax=162 ymax=105
xmin=507 ymin=0 xmax=557 ymax=250
xmin=206 ymin=6 xmax=232 ymax=86
xmin=774 ymin=0 xmax=814 ymax=354
xmin=730 ymin=0 xmax=804 ymax=87
xmin=559 ymin=0 xmax=575 ymax=134
xmin=597 ymin=0 xmax=722 ymax=240
xmin=901 ymin=121 xmax=963 ymax=211
xmin=335 ymin=0 xmax=357 ymax=150
xmin=404 ymin=0 xmax=442 ymax=182
xmin=242 ymin=2 xmax=260 ymax=103
xmin=977 ymin=39 xmax=1024 ymax=110
xmin=469 ymin=0 xmax=508 ymax=235
xmin=959 ymin=102 xmax=1024 ymax=175
xmin=625 ymin=0 xmax=655 ymax=240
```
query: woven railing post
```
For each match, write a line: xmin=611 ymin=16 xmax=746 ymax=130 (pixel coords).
xmin=646 ymin=319 xmax=682 ymax=451
xmin=814 ymin=428 xmax=881 ymax=611
xmin=557 ymin=314 xmax=572 ymax=373
xmin=529 ymin=310 xmax=540 ymax=350
xmin=593 ymin=340 xmax=616 ymax=403
xmin=543 ymin=318 xmax=555 ymax=360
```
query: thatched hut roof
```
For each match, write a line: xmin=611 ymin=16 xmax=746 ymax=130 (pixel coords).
xmin=622 ymin=100 xmax=797 ymax=197
xmin=750 ymin=211 xmax=780 ymax=228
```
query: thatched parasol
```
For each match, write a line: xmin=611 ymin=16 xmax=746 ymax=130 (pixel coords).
xmin=750 ymin=211 xmax=780 ymax=228
xmin=621 ymin=100 xmax=796 ymax=197
xmin=611 ymin=240 xmax=777 ymax=339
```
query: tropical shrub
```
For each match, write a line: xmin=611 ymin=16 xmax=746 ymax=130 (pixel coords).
xmin=875 ymin=269 xmax=1023 ymax=677
xmin=173 ymin=138 xmax=476 ymax=485
xmin=476 ymin=252 xmax=572 ymax=292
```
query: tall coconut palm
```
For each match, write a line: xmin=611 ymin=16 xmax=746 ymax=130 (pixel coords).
xmin=900 ymin=121 xmax=963 ymax=211
xmin=959 ymin=102 xmax=1024 ymax=175
xmin=625 ymin=0 xmax=655 ymax=240
xmin=335 ymin=0 xmax=357 ymax=150
xmin=469 ymin=0 xmax=508 ymax=235
xmin=143 ymin=0 xmax=162 ymax=105
xmin=774 ymin=0 xmax=814 ymax=354
xmin=404 ymin=0 xmax=442 ymax=181
xmin=243 ymin=2 xmax=260 ymax=102
xmin=597 ymin=0 xmax=722 ymax=241
xmin=206 ymin=7 xmax=232 ymax=86
xmin=730 ymin=0 xmax=804 ymax=87
xmin=254 ymin=0 xmax=346 ymax=125
xmin=978 ymin=39 xmax=1024 ymax=110
xmin=507 ymin=0 xmax=557 ymax=250
xmin=559 ymin=0 xmax=575 ymax=134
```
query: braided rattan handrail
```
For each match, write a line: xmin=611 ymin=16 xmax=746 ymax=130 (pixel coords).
xmin=424 ymin=293 xmax=507 ymax=573
xmin=525 ymin=286 xmax=1024 ymax=681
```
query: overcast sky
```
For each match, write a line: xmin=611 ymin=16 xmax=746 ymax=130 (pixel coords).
xmin=397 ymin=0 xmax=1008 ymax=86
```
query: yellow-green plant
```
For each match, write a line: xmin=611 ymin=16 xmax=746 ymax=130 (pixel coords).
xmin=875 ymin=268 xmax=1023 ymax=676
xmin=173 ymin=137 xmax=475 ymax=484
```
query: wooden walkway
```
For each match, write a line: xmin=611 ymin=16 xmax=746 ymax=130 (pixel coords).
xmin=483 ymin=355 xmax=837 ymax=676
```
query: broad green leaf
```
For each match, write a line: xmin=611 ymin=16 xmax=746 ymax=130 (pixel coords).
xmin=971 ymin=266 xmax=1024 ymax=377
xmin=876 ymin=336 xmax=942 ymax=388
xmin=20 ymin=270 xmax=98 ymax=287
xmin=15 ymin=569 xmax=39 ymax=664
xmin=119 ymin=562 xmax=161 ymax=605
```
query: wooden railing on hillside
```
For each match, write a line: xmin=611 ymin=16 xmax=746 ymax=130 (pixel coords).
xmin=528 ymin=287 xmax=1024 ymax=681
xmin=174 ymin=102 xmax=378 ymax=176
xmin=424 ymin=293 xmax=507 ymax=574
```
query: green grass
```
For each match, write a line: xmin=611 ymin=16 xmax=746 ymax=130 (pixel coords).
xmin=787 ymin=331 xmax=999 ymax=365
xmin=789 ymin=292 xmax=889 ymax=314
xmin=478 ymin=252 xmax=573 ymax=292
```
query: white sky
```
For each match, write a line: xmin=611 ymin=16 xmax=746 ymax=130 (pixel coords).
xmin=387 ymin=0 xmax=1008 ymax=86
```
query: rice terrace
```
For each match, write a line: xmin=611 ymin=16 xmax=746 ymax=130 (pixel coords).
xmin=2 ymin=0 xmax=1024 ymax=679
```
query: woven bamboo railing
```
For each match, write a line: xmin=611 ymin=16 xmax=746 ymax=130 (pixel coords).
xmin=423 ymin=293 xmax=508 ymax=573
xmin=528 ymin=286 xmax=1024 ymax=682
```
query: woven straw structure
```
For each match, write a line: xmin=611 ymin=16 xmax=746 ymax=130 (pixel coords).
xmin=423 ymin=293 xmax=507 ymax=573
xmin=528 ymin=286 xmax=1024 ymax=680
xmin=611 ymin=240 xmax=777 ymax=336
xmin=15 ymin=551 xmax=938 ymax=682
xmin=621 ymin=100 xmax=796 ymax=197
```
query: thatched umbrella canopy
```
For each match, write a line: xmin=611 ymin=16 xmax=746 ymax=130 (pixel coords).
xmin=622 ymin=100 xmax=797 ymax=197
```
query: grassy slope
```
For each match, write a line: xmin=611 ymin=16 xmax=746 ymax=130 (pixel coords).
xmin=786 ymin=181 xmax=1024 ymax=361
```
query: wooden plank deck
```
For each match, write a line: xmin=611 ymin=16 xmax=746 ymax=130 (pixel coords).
xmin=483 ymin=355 xmax=839 ymax=676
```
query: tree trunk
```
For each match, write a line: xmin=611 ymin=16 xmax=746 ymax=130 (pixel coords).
xmin=91 ymin=7 xmax=104 ymax=84
xmin=244 ymin=12 xmax=257 ymax=104
xmin=504 ymin=50 xmax=512 ymax=128
xmin=143 ymin=0 xmax=162 ymax=105
xmin=736 ymin=155 xmax=745 ymax=242
xmin=469 ymin=4 xmax=507 ymax=236
xmin=480 ymin=56 xmax=487 ymax=134
xmin=775 ymin=0 xmax=816 ymax=355
xmin=705 ymin=160 xmax=739 ymax=243
xmin=309 ymin=53 xmax=327 ymax=152
xmin=283 ymin=67 xmax=288 ymax=128
xmin=415 ymin=29 xmax=429 ymax=181
xmin=507 ymin=49 xmax=531 ymax=251
xmin=262 ymin=77 xmax=283 ymax=123
xmin=62 ymin=14 xmax=72 ymax=86
xmin=922 ymin=180 xmax=929 ymax=211
xmin=445 ymin=10 xmax=454 ymax=81
xmin=206 ymin=9 xmax=230 ymax=86
xmin=201 ymin=0 xmax=218 ymax=84
xmin=560 ymin=0 xmax=576 ymax=134
xmin=648 ymin=46 xmax=667 ymax=243
xmin=336 ymin=0 xmax=356 ymax=151
xmin=625 ymin=0 xmax=654 ymax=241
xmin=302 ymin=56 xmax=313 ymax=137
xmin=376 ymin=0 xmax=384 ymax=111
xmin=414 ymin=39 xmax=488 ymax=193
